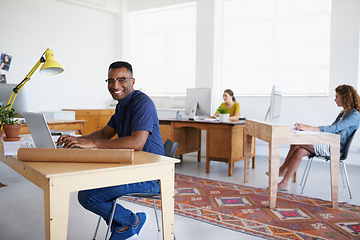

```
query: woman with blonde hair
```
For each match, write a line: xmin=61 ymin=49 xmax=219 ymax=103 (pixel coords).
xmin=271 ymin=84 xmax=360 ymax=190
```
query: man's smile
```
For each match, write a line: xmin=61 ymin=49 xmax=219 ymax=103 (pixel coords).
xmin=112 ymin=89 xmax=124 ymax=95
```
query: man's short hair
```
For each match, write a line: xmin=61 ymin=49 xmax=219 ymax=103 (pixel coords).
xmin=109 ymin=61 xmax=133 ymax=74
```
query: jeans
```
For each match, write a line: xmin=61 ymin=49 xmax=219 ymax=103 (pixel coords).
xmin=78 ymin=180 xmax=160 ymax=230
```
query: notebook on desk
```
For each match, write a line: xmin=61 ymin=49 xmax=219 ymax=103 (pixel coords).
xmin=23 ymin=112 xmax=62 ymax=148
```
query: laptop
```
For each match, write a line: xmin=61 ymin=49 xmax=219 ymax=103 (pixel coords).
xmin=23 ymin=112 xmax=62 ymax=148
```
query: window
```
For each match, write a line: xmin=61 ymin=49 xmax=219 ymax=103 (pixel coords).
xmin=129 ymin=3 xmax=196 ymax=95
xmin=223 ymin=0 xmax=332 ymax=96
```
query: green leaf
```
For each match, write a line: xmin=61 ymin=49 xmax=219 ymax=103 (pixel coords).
xmin=217 ymin=106 xmax=229 ymax=114
xmin=0 ymin=104 xmax=19 ymax=125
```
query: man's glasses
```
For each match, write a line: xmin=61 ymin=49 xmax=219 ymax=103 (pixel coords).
xmin=105 ymin=77 xmax=133 ymax=84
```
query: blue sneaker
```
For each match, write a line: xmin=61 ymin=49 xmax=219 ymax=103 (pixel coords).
xmin=134 ymin=212 xmax=147 ymax=236
xmin=109 ymin=226 xmax=137 ymax=240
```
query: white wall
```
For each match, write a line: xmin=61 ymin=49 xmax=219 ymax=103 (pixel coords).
xmin=236 ymin=0 xmax=360 ymax=158
xmin=131 ymin=0 xmax=360 ymax=164
xmin=127 ymin=0 xmax=192 ymax=12
xmin=0 ymin=0 xmax=117 ymax=112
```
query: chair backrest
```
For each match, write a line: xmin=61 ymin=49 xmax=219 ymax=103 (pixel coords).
xmin=340 ymin=129 xmax=357 ymax=160
xmin=164 ymin=139 xmax=179 ymax=158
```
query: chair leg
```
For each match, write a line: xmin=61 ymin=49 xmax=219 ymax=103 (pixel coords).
xmin=301 ymin=157 xmax=314 ymax=194
xmin=300 ymin=157 xmax=311 ymax=186
xmin=152 ymin=199 xmax=161 ymax=231
xmin=92 ymin=216 xmax=102 ymax=240
xmin=341 ymin=161 xmax=353 ymax=199
xmin=105 ymin=199 xmax=118 ymax=240
xmin=94 ymin=197 xmax=167 ymax=239
xmin=339 ymin=162 xmax=346 ymax=189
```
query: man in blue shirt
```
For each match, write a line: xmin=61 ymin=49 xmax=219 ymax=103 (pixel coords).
xmin=58 ymin=61 xmax=164 ymax=240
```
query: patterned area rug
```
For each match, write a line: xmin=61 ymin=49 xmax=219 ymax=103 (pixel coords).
xmin=128 ymin=174 xmax=360 ymax=239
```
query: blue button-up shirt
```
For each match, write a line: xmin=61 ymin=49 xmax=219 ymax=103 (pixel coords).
xmin=319 ymin=109 xmax=360 ymax=151
xmin=107 ymin=90 xmax=165 ymax=155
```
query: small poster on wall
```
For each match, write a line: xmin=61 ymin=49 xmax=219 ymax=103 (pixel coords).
xmin=0 ymin=74 xmax=6 ymax=83
xmin=0 ymin=53 xmax=12 ymax=71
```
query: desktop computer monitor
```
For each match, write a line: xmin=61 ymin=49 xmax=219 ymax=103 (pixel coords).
xmin=264 ymin=85 xmax=281 ymax=122
xmin=185 ymin=88 xmax=212 ymax=119
xmin=0 ymin=84 xmax=28 ymax=117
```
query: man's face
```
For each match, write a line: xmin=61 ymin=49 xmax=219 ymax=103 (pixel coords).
xmin=107 ymin=67 xmax=135 ymax=102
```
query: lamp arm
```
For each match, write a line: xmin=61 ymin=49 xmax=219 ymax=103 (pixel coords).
xmin=5 ymin=55 xmax=45 ymax=111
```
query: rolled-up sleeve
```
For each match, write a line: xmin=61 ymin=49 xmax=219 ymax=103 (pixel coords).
xmin=320 ymin=111 xmax=360 ymax=134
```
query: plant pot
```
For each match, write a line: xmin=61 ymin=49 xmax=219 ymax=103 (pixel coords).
xmin=2 ymin=124 xmax=22 ymax=141
xmin=218 ymin=113 xmax=230 ymax=122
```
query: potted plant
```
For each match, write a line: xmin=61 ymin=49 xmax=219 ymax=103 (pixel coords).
xmin=217 ymin=106 xmax=230 ymax=122
xmin=0 ymin=104 xmax=22 ymax=141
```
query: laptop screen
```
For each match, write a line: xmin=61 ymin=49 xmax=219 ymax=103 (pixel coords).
xmin=23 ymin=112 xmax=57 ymax=148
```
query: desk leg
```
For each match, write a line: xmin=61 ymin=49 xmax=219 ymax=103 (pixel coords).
xmin=78 ymin=125 xmax=83 ymax=135
xmin=43 ymin=182 xmax=71 ymax=240
xmin=228 ymin=155 xmax=233 ymax=177
xmin=269 ymin=142 xmax=281 ymax=209
xmin=206 ymin=130 xmax=210 ymax=173
xmin=244 ymin=134 xmax=252 ymax=183
xmin=206 ymin=157 xmax=210 ymax=173
xmin=160 ymin=166 xmax=175 ymax=240
xmin=252 ymin=137 xmax=256 ymax=169
xmin=330 ymin=144 xmax=340 ymax=209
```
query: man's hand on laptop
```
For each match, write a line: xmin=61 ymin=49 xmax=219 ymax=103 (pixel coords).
xmin=57 ymin=135 xmax=93 ymax=149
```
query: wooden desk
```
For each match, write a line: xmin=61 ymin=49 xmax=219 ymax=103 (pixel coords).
xmin=63 ymin=109 xmax=115 ymax=135
xmin=19 ymin=119 xmax=87 ymax=135
xmin=159 ymin=119 xmax=255 ymax=176
xmin=244 ymin=119 xmax=340 ymax=209
xmin=0 ymin=149 xmax=179 ymax=240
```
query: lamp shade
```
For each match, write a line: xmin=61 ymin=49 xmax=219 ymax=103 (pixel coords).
xmin=39 ymin=49 xmax=64 ymax=75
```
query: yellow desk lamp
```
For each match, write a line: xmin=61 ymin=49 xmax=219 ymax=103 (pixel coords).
xmin=0 ymin=49 xmax=64 ymax=130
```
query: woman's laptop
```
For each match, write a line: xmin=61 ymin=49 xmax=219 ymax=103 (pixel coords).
xmin=23 ymin=112 xmax=62 ymax=148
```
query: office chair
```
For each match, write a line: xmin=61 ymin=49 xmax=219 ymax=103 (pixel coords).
xmin=92 ymin=139 xmax=179 ymax=240
xmin=300 ymin=130 xmax=356 ymax=199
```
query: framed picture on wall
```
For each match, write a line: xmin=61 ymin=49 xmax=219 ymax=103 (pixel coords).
xmin=0 ymin=53 xmax=12 ymax=71
xmin=0 ymin=74 xmax=6 ymax=83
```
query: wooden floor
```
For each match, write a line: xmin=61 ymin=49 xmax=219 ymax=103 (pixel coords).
xmin=0 ymin=153 xmax=359 ymax=240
